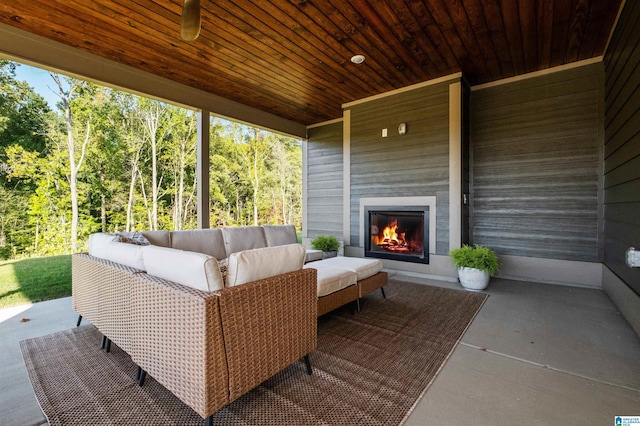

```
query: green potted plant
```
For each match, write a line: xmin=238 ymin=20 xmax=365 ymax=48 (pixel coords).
xmin=449 ymin=244 xmax=500 ymax=291
xmin=311 ymin=235 xmax=340 ymax=259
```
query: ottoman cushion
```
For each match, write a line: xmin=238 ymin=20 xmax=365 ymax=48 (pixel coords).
xmin=317 ymin=257 xmax=383 ymax=281
xmin=304 ymin=263 xmax=356 ymax=297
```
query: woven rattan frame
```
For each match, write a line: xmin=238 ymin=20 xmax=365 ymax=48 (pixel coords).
xmin=72 ymin=254 xmax=142 ymax=354
xmin=358 ymin=271 xmax=388 ymax=298
xmin=317 ymin=284 xmax=359 ymax=316
xmin=72 ymin=254 xmax=319 ymax=420
xmin=218 ymin=268 xmax=317 ymax=402
xmin=129 ymin=273 xmax=230 ymax=418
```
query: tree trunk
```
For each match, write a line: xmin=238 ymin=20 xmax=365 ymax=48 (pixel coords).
xmin=126 ymin=163 xmax=137 ymax=232
xmin=151 ymin=128 xmax=158 ymax=230
xmin=34 ymin=220 xmax=39 ymax=253
xmin=52 ymin=75 xmax=90 ymax=254
xmin=138 ymin=172 xmax=153 ymax=230
xmin=100 ymin=168 xmax=106 ymax=232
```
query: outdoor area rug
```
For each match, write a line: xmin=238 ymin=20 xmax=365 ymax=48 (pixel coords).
xmin=20 ymin=279 xmax=487 ymax=425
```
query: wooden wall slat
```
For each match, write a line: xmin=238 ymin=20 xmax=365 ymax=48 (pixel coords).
xmin=603 ymin=179 xmax=640 ymax=204
xmin=597 ymin=0 xmax=639 ymax=294
xmin=306 ymin=122 xmax=344 ymax=239
xmin=604 ymin=202 xmax=640 ymax=226
xmin=604 ymin=156 xmax=640 ymax=188
xmin=471 ymin=63 xmax=602 ymax=262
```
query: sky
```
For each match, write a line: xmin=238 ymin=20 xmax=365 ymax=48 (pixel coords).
xmin=12 ymin=62 xmax=67 ymax=110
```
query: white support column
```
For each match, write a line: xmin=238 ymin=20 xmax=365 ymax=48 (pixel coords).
xmin=197 ymin=111 xmax=210 ymax=229
xmin=449 ymin=82 xmax=462 ymax=251
xmin=343 ymin=109 xmax=351 ymax=246
xmin=302 ymin=136 xmax=309 ymax=239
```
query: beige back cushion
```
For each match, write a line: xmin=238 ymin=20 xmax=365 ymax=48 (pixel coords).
xmin=170 ymin=228 xmax=227 ymax=260
xmin=89 ymin=233 xmax=146 ymax=271
xmin=222 ymin=226 xmax=268 ymax=257
xmin=141 ymin=230 xmax=171 ymax=248
xmin=226 ymin=244 xmax=306 ymax=287
xmin=142 ymin=245 xmax=224 ymax=292
xmin=263 ymin=224 xmax=297 ymax=247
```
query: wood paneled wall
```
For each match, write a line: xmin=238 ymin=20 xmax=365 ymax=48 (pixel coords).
xmin=604 ymin=1 xmax=640 ymax=295
xmin=306 ymin=122 xmax=344 ymax=239
xmin=347 ymin=82 xmax=451 ymax=255
xmin=471 ymin=63 xmax=602 ymax=262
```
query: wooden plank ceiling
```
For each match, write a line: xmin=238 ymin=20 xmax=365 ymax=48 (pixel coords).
xmin=0 ymin=0 xmax=622 ymax=125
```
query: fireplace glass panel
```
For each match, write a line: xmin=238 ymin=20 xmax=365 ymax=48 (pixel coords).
xmin=365 ymin=208 xmax=429 ymax=264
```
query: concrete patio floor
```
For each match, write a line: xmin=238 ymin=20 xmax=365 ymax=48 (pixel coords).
xmin=1 ymin=274 xmax=639 ymax=425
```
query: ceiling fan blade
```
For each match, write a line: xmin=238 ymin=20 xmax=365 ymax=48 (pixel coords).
xmin=181 ymin=0 xmax=201 ymax=41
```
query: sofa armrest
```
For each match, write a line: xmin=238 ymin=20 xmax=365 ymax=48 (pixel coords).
xmin=130 ymin=273 xmax=230 ymax=418
xmin=72 ymin=253 xmax=141 ymax=354
xmin=216 ymin=267 xmax=318 ymax=402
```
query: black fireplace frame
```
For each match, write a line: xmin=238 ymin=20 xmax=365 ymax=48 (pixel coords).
xmin=364 ymin=206 xmax=430 ymax=264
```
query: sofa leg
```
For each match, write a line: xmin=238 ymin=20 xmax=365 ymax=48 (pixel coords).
xmin=76 ymin=315 xmax=82 ymax=327
xmin=356 ymin=298 xmax=361 ymax=313
xmin=380 ymin=287 xmax=386 ymax=299
xmin=105 ymin=338 xmax=112 ymax=353
xmin=304 ymin=355 xmax=312 ymax=375
xmin=100 ymin=335 xmax=107 ymax=349
xmin=135 ymin=365 xmax=141 ymax=381
xmin=138 ymin=369 xmax=146 ymax=386
xmin=205 ymin=415 xmax=213 ymax=426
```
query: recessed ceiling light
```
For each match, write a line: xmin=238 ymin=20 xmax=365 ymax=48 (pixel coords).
xmin=351 ymin=55 xmax=365 ymax=64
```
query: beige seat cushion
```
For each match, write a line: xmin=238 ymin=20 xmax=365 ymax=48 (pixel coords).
xmin=222 ymin=226 xmax=268 ymax=257
xmin=304 ymin=262 xmax=357 ymax=297
xmin=142 ymin=245 xmax=224 ymax=292
xmin=315 ymin=257 xmax=383 ymax=281
xmin=170 ymin=228 xmax=227 ymax=260
xmin=226 ymin=243 xmax=306 ymax=287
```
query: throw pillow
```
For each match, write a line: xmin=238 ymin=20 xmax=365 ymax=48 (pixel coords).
xmin=116 ymin=231 xmax=150 ymax=246
xmin=218 ymin=257 xmax=229 ymax=285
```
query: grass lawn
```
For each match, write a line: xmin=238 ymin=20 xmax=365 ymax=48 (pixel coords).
xmin=0 ymin=255 xmax=72 ymax=309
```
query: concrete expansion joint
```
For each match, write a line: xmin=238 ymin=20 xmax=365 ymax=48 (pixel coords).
xmin=459 ymin=342 xmax=640 ymax=394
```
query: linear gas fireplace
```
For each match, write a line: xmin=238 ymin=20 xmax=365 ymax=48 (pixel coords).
xmin=364 ymin=206 xmax=429 ymax=264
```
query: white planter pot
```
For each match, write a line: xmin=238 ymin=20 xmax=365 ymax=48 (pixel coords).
xmin=457 ymin=267 xmax=490 ymax=291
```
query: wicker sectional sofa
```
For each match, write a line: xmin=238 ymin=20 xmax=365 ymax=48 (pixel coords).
xmin=72 ymin=225 xmax=318 ymax=424
xmin=72 ymin=225 xmax=387 ymax=423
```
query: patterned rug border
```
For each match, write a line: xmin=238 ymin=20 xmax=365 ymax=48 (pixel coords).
xmin=20 ymin=280 xmax=488 ymax=425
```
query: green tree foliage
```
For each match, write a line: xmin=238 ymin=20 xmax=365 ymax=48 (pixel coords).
xmin=0 ymin=61 xmax=302 ymax=259
xmin=0 ymin=60 xmax=52 ymax=257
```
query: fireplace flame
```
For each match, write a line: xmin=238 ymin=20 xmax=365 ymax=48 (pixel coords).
xmin=373 ymin=219 xmax=406 ymax=246
xmin=372 ymin=219 xmax=407 ymax=246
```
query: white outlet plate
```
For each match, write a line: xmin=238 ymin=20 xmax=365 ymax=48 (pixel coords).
xmin=382 ymin=128 xmax=387 ymax=137
xmin=626 ymin=247 xmax=640 ymax=268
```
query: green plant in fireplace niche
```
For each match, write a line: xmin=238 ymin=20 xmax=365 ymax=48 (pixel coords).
xmin=311 ymin=235 xmax=341 ymax=253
